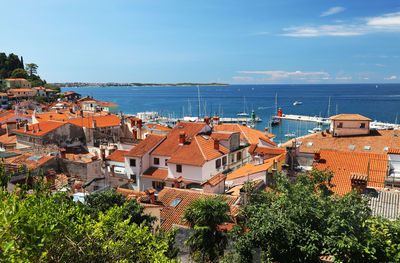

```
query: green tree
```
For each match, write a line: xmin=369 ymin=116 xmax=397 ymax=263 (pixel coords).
xmin=10 ymin=68 xmax=28 ymax=79
xmin=85 ymin=189 xmax=156 ymax=227
xmin=25 ymin=63 xmax=38 ymax=76
xmin=231 ymin=169 xmax=388 ymax=263
xmin=0 ymin=182 xmax=176 ymax=262
xmin=183 ymin=195 xmax=231 ymax=262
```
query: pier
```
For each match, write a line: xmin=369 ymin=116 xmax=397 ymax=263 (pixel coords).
xmin=274 ymin=114 xmax=400 ymax=130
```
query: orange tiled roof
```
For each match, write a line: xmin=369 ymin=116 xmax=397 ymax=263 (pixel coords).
xmin=226 ymin=154 xmax=285 ymax=181
xmin=6 ymin=78 xmax=28 ymax=81
xmin=0 ymin=112 xmax=16 ymax=124
xmin=152 ymin=122 xmax=208 ymax=156
xmin=388 ymin=148 xmax=400 ymax=154
xmin=33 ymin=86 xmax=45 ymax=90
xmin=201 ymin=173 xmax=226 ymax=186
xmin=80 ymin=100 xmax=97 ymax=104
xmin=210 ymin=131 xmax=235 ymax=140
xmin=8 ymin=88 xmax=33 ymax=93
xmin=125 ymin=135 xmax=165 ymax=157
xmin=284 ymin=130 xmax=400 ymax=154
xmin=105 ymin=149 xmax=128 ymax=163
xmin=14 ymin=121 xmax=67 ymax=137
xmin=213 ymin=124 xmax=276 ymax=145
xmin=6 ymin=154 xmax=55 ymax=170
xmin=330 ymin=114 xmax=371 ymax=121
xmin=0 ymin=93 xmax=8 ymax=96
xmin=315 ymin=149 xmax=388 ymax=196
xmin=67 ymin=114 xmax=120 ymax=128
xmin=97 ymin=101 xmax=118 ymax=106
xmin=142 ymin=167 xmax=168 ymax=180
xmin=248 ymin=144 xmax=286 ymax=155
xmin=64 ymin=91 xmax=77 ymax=95
xmin=116 ymin=188 xmax=146 ymax=200
xmin=145 ymin=123 xmax=172 ymax=132
xmin=157 ymin=187 xmax=239 ymax=231
xmin=0 ymin=133 xmax=16 ymax=145
xmin=167 ymin=134 xmax=229 ymax=166
xmin=36 ymin=112 xmax=71 ymax=122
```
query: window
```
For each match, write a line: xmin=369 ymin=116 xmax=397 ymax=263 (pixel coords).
xmin=222 ymin=156 xmax=227 ymax=166
xmin=216 ymin=159 xmax=221 ymax=169
xmin=170 ymin=198 xmax=182 ymax=207
xmin=337 ymin=122 xmax=343 ymax=128
xmin=237 ymin=152 xmax=242 ymax=161
xmin=130 ymin=159 xmax=136 ymax=167
xmin=349 ymin=145 xmax=355 ymax=150
xmin=131 ymin=174 xmax=137 ymax=184
xmin=364 ymin=146 xmax=371 ymax=150
xmin=165 ymin=159 xmax=168 ymax=166
xmin=154 ymin=157 xmax=160 ymax=165
xmin=176 ymin=164 xmax=182 ymax=173
xmin=360 ymin=123 xmax=366 ymax=128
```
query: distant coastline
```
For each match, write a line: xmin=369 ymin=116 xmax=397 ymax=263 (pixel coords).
xmin=52 ymin=82 xmax=229 ymax=88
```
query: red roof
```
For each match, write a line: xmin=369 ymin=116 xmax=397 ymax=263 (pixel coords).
xmin=6 ymin=154 xmax=55 ymax=169
xmin=125 ymin=135 xmax=166 ymax=157
xmin=8 ymin=88 xmax=33 ymax=93
xmin=213 ymin=124 xmax=276 ymax=145
xmin=142 ymin=167 xmax=169 ymax=180
xmin=145 ymin=123 xmax=172 ymax=132
xmin=152 ymin=122 xmax=208 ymax=156
xmin=157 ymin=187 xmax=239 ymax=231
xmin=106 ymin=150 xmax=128 ymax=162
xmin=14 ymin=121 xmax=67 ymax=137
xmin=98 ymin=101 xmax=118 ymax=106
xmin=315 ymin=149 xmax=388 ymax=196
xmin=330 ymin=114 xmax=371 ymax=121
xmin=6 ymin=78 xmax=28 ymax=81
xmin=68 ymin=115 xmax=120 ymax=128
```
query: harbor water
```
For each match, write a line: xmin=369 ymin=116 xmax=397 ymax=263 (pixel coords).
xmin=61 ymin=84 xmax=400 ymax=144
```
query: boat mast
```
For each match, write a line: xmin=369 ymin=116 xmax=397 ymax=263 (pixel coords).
xmin=188 ymin=98 xmax=192 ymax=117
xmin=197 ymin=85 xmax=201 ymax=119
xmin=327 ymin=96 xmax=331 ymax=117
xmin=396 ymin=112 xmax=398 ymax=124
xmin=275 ymin=92 xmax=278 ymax=115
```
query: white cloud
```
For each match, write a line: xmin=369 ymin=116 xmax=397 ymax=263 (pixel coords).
xmin=320 ymin=7 xmax=346 ymax=17
xmin=282 ymin=11 xmax=400 ymax=37
xmin=375 ymin=64 xmax=385 ymax=67
xmin=384 ymin=75 xmax=397 ymax=80
xmin=232 ymin=76 xmax=254 ymax=81
xmin=336 ymin=76 xmax=352 ymax=80
xmin=237 ymin=70 xmax=329 ymax=80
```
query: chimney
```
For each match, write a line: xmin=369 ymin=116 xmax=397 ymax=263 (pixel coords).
xmin=36 ymin=124 xmax=40 ymax=132
xmin=24 ymin=124 xmax=28 ymax=132
xmin=60 ymin=148 xmax=66 ymax=159
xmin=49 ymin=115 xmax=53 ymax=120
xmin=145 ymin=187 xmax=156 ymax=203
xmin=314 ymin=152 xmax=321 ymax=162
xmin=174 ymin=177 xmax=183 ymax=188
xmin=179 ymin=131 xmax=186 ymax=145
xmin=212 ymin=116 xmax=220 ymax=126
xmin=350 ymin=173 xmax=367 ymax=194
xmin=80 ymin=110 xmax=83 ymax=117
xmin=214 ymin=139 xmax=220 ymax=151
xmin=265 ymin=127 xmax=269 ymax=136
xmin=204 ymin=116 xmax=211 ymax=125
xmin=137 ymin=120 xmax=142 ymax=128
xmin=92 ymin=119 xmax=97 ymax=128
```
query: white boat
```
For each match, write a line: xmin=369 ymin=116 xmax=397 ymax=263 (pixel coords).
xmin=284 ymin=132 xmax=296 ymax=138
xmin=308 ymin=127 xmax=322 ymax=134
xmin=293 ymin=101 xmax=303 ymax=106
xmin=237 ymin=112 xmax=249 ymax=117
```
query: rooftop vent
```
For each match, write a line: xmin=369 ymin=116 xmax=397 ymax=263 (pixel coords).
xmin=364 ymin=146 xmax=371 ymax=150
xmin=349 ymin=145 xmax=355 ymax=150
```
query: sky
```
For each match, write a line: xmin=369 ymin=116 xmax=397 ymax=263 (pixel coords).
xmin=1 ymin=0 xmax=400 ymax=84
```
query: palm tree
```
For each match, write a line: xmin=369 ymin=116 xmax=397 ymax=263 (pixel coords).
xmin=183 ymin=195 xmax=231 ymax=263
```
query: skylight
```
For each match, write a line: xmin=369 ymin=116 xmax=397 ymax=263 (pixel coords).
xmin=395 ymin=134 xmax=399 ymax=137
xmin=170 ymin=198 xmax=182 ymax=207
xmin=201 ymin=135 xmax=209 ymax=140
xmin=297 ymin=141 xmax=303 ymax=145
xmin=27 ymin=155 xmax=43 ymax=161
xmin=349 ymin=145 xmax=355 ymax=150
xmin=307 ymin=142 xmax=313 ymax=147
xmin=160 ymin=218 xmax=166 ymax=224
xmin=364 ymin=146 xmax=371 ymax=150
xmin=384 ymin=147 xmax=389 ymax=151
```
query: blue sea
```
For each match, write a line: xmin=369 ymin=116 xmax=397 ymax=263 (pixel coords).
xmin=61 ymin=84 xmax=400 ymax=144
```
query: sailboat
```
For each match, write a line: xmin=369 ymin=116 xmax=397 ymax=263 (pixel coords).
xmin=270 ymin=93 xmax=280 ymax=126
xmin=237 ymin=97 xmax=249 ymax=117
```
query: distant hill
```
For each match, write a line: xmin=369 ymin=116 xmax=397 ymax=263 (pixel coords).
xmin=52 ymin=82 xmax=229 ymax=87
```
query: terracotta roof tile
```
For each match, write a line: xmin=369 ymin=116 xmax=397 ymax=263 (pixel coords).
xmin=152 ymin=122 xmax=208 ymax=156
xmin=315 ymin=149 xmax=388 ymax=196
xmin=330 ymin=114 xmax=371 ymax=121
xmin=97 ymin=101 xmax=118 ymax=106
xmin=248 ymin=144 xmax=286 ymax=155
xmin=36 ymin=112 xmax=70 ymax=122
xmin=284 ymin=130 xmax=400 ymax=154
xmin=125 ymin=135 xmax=165 ymax=157
xmin=8 ymin=88 xmax=33 ymax=93
xmin=5 ymin=153 xmax=55 ymax=170
xmin=68 ymin=114 xmax=120 ymax=128
xmin=210 ymin=131 xmax=234 ymax=140
xmin=226 ymin=154 xmax=284 ymax=181
xmin=105 ymin=150 xmax=128 ymax=163
xmin=145 ymin=123 xmax=172 ymax=131
xmin=142 ymin=167 xmax=168 ymax=180
xmin=388 ymin=148 xmax=400 ymax=154
xmin=213 ymin=124 xmax=276 ymax=145
xmin=6 ymin=78 xmax=28 ymax=81
xmin=0 ymin=133 xmax=16 ymax=145
xmin=157 ymin=187 xmax=239 ymax=231
xmin=201 ymin=173 xmax=226 ymax=186
xmin=14 ymin=121 xmax=67 ymax=137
